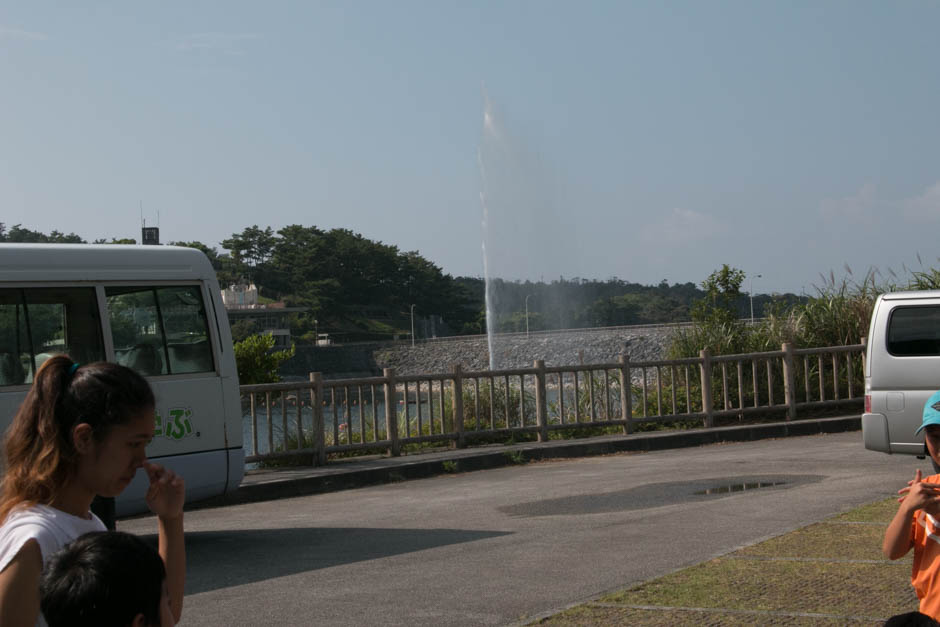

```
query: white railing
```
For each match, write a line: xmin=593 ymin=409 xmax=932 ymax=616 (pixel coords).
xmin=239 ymin=342 xmax=865 ymax=465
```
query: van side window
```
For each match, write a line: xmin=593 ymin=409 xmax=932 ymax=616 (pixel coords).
xmin=887 ymin=306 xmax=940 ymax=356
xmin=0 ymin=288 xmax=105 ymax=385
xmin=106 ymin=286 xmax=214 ymax=376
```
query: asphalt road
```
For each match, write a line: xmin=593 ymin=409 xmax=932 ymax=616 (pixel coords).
xmin=119 ymin=431 xmax=923 ymax=627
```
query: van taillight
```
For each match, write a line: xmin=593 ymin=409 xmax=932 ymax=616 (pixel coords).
xmin=865 ymin=395 xmax=871 ymax=414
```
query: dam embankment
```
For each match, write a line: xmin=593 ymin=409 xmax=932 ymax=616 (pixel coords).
xmin=281 ymin=325 xmax=682 ymax=379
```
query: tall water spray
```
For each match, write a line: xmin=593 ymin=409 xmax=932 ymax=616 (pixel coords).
xmin=479 ymin=94 xmax=497 ymax=370
xmin=478 ymin=89 xmax=575 ymax=371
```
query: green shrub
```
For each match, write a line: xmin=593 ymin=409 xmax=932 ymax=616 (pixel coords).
xmin=235 ymin=333 xmax=295 ymax=384
xmin=461 ymin=379 xmax=536 ymax=430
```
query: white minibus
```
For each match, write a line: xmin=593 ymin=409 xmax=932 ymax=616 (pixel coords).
xmin=0 ymin=244 xmax=244 ymax=516
xmin=863 ymin=289 xmax=940 ymax=463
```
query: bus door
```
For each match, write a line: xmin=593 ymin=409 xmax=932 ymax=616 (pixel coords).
xmin=104 ymin=284 xmax=229 ymax=513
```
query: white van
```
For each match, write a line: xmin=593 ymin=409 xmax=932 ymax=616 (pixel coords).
xmin=0 ymin=244 xmax=244 ymax=515
xmin=863 ymin=290 xmax=940 ymax=459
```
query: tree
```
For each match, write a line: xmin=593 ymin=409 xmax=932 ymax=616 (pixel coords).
xmin=233 ymin=333 xmax=295 ymax=384
xmin=1 ymin=224 xmax=85 ymax=243
xmin=691 ymin=264 xmax=746 ymax=326
xmin=221 ymin=225 xmax=276 ymax=280
xmin=93 ymin=237 xmax=137 ymax=244
xmin=230 ymin=319 xmax=260 ymax=343
xmin=669 ymin=265 xmax=750 ymax=358
xmin=169 ymin=240 xmax=219 ymax=261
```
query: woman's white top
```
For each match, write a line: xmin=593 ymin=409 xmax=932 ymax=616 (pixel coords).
xmin=0 ymin=504 xmax=106 ymax=626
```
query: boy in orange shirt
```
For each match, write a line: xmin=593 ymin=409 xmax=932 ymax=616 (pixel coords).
xmin=884 ymin=391 xmax=940 ymax=622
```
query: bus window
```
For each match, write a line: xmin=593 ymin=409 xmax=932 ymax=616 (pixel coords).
xmin=0 ymin=288 xmax=104 ymax=385
xmin=157 ymin=286 xmax=214 ymax=374
xmin=0 ymin=291 xmax=29 ymax=385
xmin=106 ymin=287 xmax=169 ymax=376
xmin=106 ymin=286 xmax=214 ymax=376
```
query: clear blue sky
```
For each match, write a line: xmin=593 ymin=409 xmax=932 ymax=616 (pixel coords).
xmin=3 ymin=1 xmax=939 ymax=295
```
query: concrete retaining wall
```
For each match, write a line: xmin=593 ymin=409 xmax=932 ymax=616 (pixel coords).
xmin=282 ymin=326 xmax=678 ymax=379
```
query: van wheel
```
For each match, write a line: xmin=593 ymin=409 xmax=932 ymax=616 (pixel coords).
xmin=91 ymin=495 xmax=116 ymax=530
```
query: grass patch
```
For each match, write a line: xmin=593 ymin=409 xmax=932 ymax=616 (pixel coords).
xmin=599 ymin=559 xmax=912 ymax=617
xmin=538 ymin=497 xmax=919 ymax=625
xmin=831 ymin=497 xmax=898 ymax=523
xmin=543 ymin=605 xmax=868 ymax=626
xmin=735 ymin=522 xmax=890 ymax=561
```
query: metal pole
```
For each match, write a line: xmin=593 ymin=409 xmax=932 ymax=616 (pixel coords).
xmin=410 ymin=304 xmax=416 ymax=346
xmin=749 ymin=274 xmax=762 ymax=323
xmin=525 ymin=294 xmax=531 ymax=338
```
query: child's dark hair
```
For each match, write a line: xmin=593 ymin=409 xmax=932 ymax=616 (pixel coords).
xmin=39 ymin=531 xmax=166 ymax=627
xmin=0 ymin=355 xmax=155 ymax=521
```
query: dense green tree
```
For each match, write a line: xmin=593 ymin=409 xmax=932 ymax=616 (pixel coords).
xmin=221 ymin=225 xmax=276 ymax=280
xmin=0 ymin=223 xmax=85 ymax=243
xmin=169 ymin=240 xmax=219 ymax=261
xmin=93 ymin=237 xmax=137 ymax=244
xmin=230 ymin=319 xmax=260 ymax=343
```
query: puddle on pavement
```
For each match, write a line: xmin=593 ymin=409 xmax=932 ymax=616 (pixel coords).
xmin=694 ymin=480 xmax=788 ymax=495
xmin=498 ymin=474 xmax=824 ymax=517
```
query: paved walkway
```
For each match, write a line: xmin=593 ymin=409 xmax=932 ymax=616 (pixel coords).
xmin=117 ymin=418 xmax=913 ymax=626
xmin=219 ymin=414 xmax=862 ymax=507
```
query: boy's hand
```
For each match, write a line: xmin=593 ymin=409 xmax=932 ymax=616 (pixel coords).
xmin=144 ymin=462 xmax=185 ymax=520
xmin=898 ymin=469 xmax=940 ymax=512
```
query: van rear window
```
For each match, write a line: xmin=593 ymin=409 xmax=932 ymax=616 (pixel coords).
xmin=887 ymin=306 xmax=940 ymax=356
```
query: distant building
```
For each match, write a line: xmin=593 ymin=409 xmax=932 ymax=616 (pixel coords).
xmin=221 ymin=283 xmax=305 ymax=348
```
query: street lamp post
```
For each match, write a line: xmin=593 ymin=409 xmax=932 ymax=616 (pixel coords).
xmin=524 ymin=294 xmax=532 ymax=338
xmin=749 ymin=274 xmax=762 ymax=323
xmin=410 ymin=304 xmax=416 ymax=347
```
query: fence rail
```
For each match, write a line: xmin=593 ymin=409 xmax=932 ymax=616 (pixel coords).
xmin=240 ymin=341 xmax=866 ymax=464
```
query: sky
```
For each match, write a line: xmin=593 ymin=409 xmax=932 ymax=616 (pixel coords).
xmin=2 ymin=1 xmax=939 ymax=295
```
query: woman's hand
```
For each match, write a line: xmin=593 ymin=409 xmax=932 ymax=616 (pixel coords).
xmin=147 ymin=462 xmax=187 ymax=623
xmin=144 ymin=462 xmax=185 ymax=520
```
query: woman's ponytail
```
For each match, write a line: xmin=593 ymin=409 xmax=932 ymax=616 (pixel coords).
xmin=0 ymin=355 xmax=154 ymax=522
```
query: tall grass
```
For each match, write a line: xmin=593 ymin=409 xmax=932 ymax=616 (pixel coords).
xmin=670 ymin=266 xmax=892 ymax=358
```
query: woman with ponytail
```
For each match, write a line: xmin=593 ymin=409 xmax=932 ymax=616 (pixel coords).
xmin=0 ymin=356 xmax=185 ymax=626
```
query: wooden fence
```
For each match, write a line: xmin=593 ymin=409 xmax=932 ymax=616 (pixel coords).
xmin=239 ymin=342 xmax=865 ymax=465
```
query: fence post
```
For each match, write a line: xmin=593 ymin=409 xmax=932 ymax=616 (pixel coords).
xmin=782 ymin=342 xmax=796 ymax=421
xmin=534 ymin=360 xmax=548 ymax=442
xmin=383 ymin=368 xmax=400 ymax=457
xmin=453 ymin=364 xmax=466 ymax=449
xmin=619 ymin=354 xmax=632 ymax=435
xmin=699 ymin=349 xmax=714 ymax=428
xmin=310 ymin=372 xmax=326 ymax=466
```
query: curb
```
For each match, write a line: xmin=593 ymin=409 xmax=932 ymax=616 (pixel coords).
xmin=192 ymin=415 xmax=861 ymax=511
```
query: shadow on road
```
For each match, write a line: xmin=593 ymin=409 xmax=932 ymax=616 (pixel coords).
xmin=138 ymin=527 xmax=511 ymax=594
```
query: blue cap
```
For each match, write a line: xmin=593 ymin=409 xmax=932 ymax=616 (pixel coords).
xmin=916 ymin=390 xmax=940 ymax=435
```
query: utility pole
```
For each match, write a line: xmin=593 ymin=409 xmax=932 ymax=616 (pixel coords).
xmin=410 ymin=304 xmax=416 ymax=347
xmin=525 ymin=294 xmax=532 ymax=338
xmin=749 ymin=274 xmax=762 ymax=323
